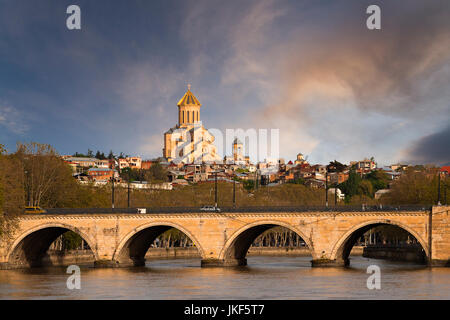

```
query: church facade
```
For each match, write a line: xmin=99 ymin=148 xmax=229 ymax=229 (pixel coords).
xmin=163 ymin=86 xmax=221 ymax=164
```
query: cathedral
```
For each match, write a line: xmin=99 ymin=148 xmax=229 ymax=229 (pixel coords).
xmin=163 ymin=85 xmax=221 ymax=164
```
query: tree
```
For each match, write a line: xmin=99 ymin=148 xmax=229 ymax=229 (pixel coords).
xmin=366 ymin=170 xmax=389 ymax=192
xmin=383 ymin=168 xmax=444 ymax=205
xmin=243 ymin=180 xmax=255 ymax=191
xmin=108 ymin=150 xmax=114 ymax=159
xmin=15 ymin=142 xmax=79 ymax=207
xmin=0 ymin=145 xmax=23 ymax=239
xmin=358 ymin=180 xmax=374 ymax=197
xmin=327 ymin=160 xmax=347 ymax=173
xmin=145 ymin=162 xmax=167 ymax=182
xmin=62 ymin=231 xmax=83 ymax=250
xmin=338 ymin=169 xmax=361 ymax=199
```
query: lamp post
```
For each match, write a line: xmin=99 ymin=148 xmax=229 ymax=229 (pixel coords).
xmin=233 ymin=178 xmax=236 ymax=208
xmin=214 ymin=171 xmax=218 ymax=207
xmin=437 ymin=171 xmax=441 ymax=205
xmin=111 ymin=174 xmax=115 ymax=209
xmin=127 ymin=171 xmax=131 ymax=208
xmin=325 ymin=171 xmax=328 ymax=207
xmin=24 ymin=170 xmax=30 ymax=206
xmin=335 ymin=184 xmax=338 ymax=206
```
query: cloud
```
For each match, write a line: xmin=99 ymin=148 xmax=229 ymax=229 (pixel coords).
xmin=0 ymin=0 xmax=448 ymax=166
xmin=0 ymin=104 xmax=28 ymax=134
xmin=138 ymin=134 xmax=165 ymax=159
xmin=402 ymin=125 xmax=450 ymax=165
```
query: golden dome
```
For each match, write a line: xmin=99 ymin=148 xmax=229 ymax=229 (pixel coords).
xmin=177 ymin=85 xmax=201 ymax=107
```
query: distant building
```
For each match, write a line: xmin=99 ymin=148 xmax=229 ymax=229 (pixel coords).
xmin=382 ymin=167 xmax=402 ymax=180
xmin=141 ymin=160 xmax=157 ymax=170
xmin=294 ymin=153 xmax=307 ymax=165
xmin=350 ymin=158 xmax=376 ymax=173
xmin=328 ymin=171 xmax=349 ymax=185
xmin=64 ymin=157 xmax=98 ymax=173
xmin=440 ymin=166 xmax=450 ymax=176
xmin=163 ymin=86 xmax=221 ymax=164
xmin=232 ymin=138 xmax=245 ymax=163
xmin=389 ymin=163 xmax=410 ymax=171
xmin=328 ymin=188 xmax=345 ymax=201
xmin=87 ymin=168 xmax=118 ymax=181
xmin=118 ymin=157 xmax=142 ymax=170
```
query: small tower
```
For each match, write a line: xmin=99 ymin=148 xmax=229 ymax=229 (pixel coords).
xmin=232 ymin=138 xmax=244 ymax=162
xmin=177 ymin=84 xmax=201 ymax=126
xmin=295 ymin=153 xmax=306 ymax=165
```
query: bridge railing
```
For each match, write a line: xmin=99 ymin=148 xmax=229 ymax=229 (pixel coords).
xmin=42 ymin=205 xmax=431 ymax=215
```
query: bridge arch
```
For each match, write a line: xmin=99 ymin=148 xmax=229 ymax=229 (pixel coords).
xmin=219 ymin=220 xmax=315 ymax=265
xmin=330 ymin=219 xmax=429 ymax=266
xmin=7 ymin=222 xmax=98 ymax=268
xmin=113 ymin=221 xmax=205 ymax=267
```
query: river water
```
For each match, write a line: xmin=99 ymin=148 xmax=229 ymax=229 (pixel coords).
xmin=0 ymin=256 xmax=449 ymax=299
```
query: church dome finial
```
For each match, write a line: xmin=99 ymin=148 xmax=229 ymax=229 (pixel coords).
xmin=177 ymin=85 xmax=201 ymax=107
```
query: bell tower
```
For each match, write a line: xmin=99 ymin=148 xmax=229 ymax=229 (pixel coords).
xmin=177 ymin=84 xmax=201 ymax=127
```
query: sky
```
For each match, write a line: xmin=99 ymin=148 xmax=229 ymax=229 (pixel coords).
xmin=0 ymin=0 xmax=449 ymax=166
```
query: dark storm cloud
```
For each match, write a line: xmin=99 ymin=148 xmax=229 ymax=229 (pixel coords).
xmin=405 ymin=125 xmax=450 ymax=165
xmin=0 ymin=0 xmax=449 ymax=165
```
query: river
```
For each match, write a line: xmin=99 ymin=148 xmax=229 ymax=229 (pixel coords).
xmin=0 ymin=256 xmax=449 ymax=299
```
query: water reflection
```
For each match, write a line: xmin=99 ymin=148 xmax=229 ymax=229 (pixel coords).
xmin=0 ymin=256 xmax=448 ymax=299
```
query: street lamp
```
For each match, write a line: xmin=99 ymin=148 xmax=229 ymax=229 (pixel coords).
xmin=325 ymin=171 xmax=328 ymax=207
xmin=212 ymin=169 xmax=225 ymax=207
xmin=233 ymin=178 xmax=236 ymax=208
xmin=437 ymin=171 xmax=441 ymax=205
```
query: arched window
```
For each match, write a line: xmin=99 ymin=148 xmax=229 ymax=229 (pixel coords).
xmin=182 ymin=111 xmax=185 ymax=123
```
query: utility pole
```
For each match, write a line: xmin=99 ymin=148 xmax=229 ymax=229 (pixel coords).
xmin=325 ymin=171 xmax=328 ymax=207
xmin=127 ymin=171 xmax=131 ymax=208
xmin=25 ymin=170 xmax=30 ymax=206
xmin=437 ymin=171 xmax=441 ymax=205
xmin=111 ymin=175 xmax=115 ymax=209
xmin=335 ymin=184 xmax=337 ymax=206
xmin=214 ymin=171 xmax=218 ymax=207
xmin=444 ymin=181 xmax=447 ymax=205
xmin=233 ymin=178 xmax=236 ymax=208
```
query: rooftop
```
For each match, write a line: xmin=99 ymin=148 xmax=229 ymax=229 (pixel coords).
xmin=177 ymin=85 xmax=201 ymax=107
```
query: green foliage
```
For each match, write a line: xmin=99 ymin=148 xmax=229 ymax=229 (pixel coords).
xmin=62 ymin=231 xmax=83 ymax=250
xmin=365 ymin=170 xmax=389 ymax=192
xmin=289 ymin=178 xmax=305 ymax=185
xmin=327 ymin=160 xmax=347 ymax=173
xmin=146 ymin=162 xmax=168 ymax=182
xmin=338 ymin=169 xmax=362 ymax=200
xmin=358 ymin=180 xmax=374 ymax=197
xmin=243 ymin=180 xmax=255 ymax=191
xmin=383 ymin=168 xmax=447 ymax=205
xmin=0 ymin=146 xmax=22 ymax=238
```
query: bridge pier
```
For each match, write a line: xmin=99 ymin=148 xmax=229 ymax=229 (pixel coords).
xmin=94 ymin=258 xmax=146 ymax=268
xmin=311 ymin=258 xmax=348 ymax=267
xmin=201 ymin=258 xmax=247 ymax=267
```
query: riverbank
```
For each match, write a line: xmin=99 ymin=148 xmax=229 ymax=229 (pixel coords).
xmin=362 ymin=245 xmax=426 ymax=263
xmin=43 ymin=246 xmax=364 ymax=266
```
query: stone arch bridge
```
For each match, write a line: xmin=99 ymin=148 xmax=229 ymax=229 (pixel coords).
xmin=1 ymin=206 xmax=449 ymax=269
